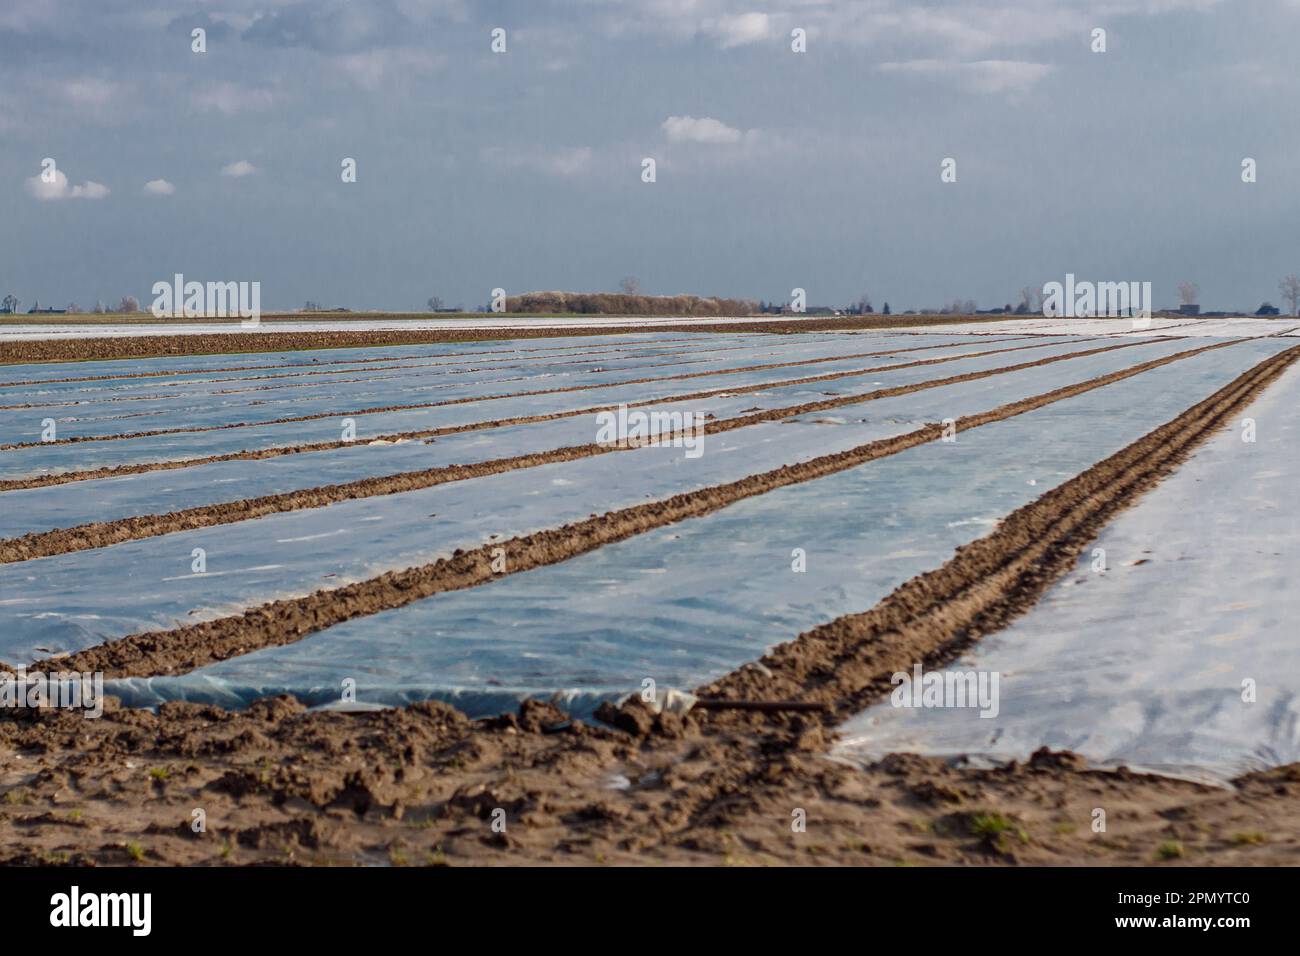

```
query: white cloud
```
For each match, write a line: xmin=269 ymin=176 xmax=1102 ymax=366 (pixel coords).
xmin=336 ymin=48 xmax=443 ymax=90
xmin=702 ymin=12 xmax=771 ymax=48
xmin=60 ymin=78 xmax=119 ymax=108
xmin=220 ymin=160 xmax=258 ymax=178
xmin=25 ymin=169 xmax=109 ymax=201
xmin=592 ymin=1 xmax=1224 ymax=56
xmin=877 ymin=59 xmax=1054 ymax=94
xmin=143 ymin=179 xmax=175 ymax=196
xmin=661 ymin=115 xmax=745 ymax=145
xmin=481 ymin=146 xmax=593 ymax=177
xmin=194 ymin=83 xmax=275 ymax=116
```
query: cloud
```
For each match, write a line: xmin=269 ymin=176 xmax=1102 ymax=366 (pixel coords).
xmin=242 ymin=0 xmax=411 ymax=53
xmin=193 ymin=83 xmax=275 ymax=115
xmin=702 ymin=12 xmax=771 ymax=48
xmin=589 ymin=1 xmax=1223 ymax=56
xmin=60 ymin=78 xmax=118 ymax=108
xmin=481 ymin=146 xmax=593 ymax=178
xmin=220 ymin=160 xmax=258 ymax=178
xmin=661 ymin=115 xmax=745 ymax=145
xmin=143 ymin=179 xmax=175 ymax=196
xmin=335 ymin=48 xmax=443 ymax=90
xmin=877 ymin=59 xmax=1054 ymax=94
xmin=166 ymin=12 xmax=236 ymax=41
xmin=25 ymin=168 xmax=109 ymax=201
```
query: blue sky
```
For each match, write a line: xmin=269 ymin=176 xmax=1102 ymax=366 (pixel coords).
xmin=3 ymin=0 xmax=1298 ymax=312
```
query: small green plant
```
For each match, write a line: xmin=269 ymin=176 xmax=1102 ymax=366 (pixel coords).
xmin=148 ymin=767 xmax=170 ymax=783
xmin=125 ymin=842 xmax=145 ymax=862
xmin=1157 ymin=841 xmax=1185 ymax=860
xmin=1232 ymin=832 xmax=1266 ymax=846
xmin=969 ymin=813 xmax=1015 ymax=837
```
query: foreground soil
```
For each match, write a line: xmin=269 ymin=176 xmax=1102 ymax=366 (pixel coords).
xmin=0 ymin=314 xmax=1014 ymax=365
xmin=1 ymin=697 xmax=1296 ymax=866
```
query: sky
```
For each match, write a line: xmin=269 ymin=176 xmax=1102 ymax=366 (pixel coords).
xmin=2 ymin=0 xmax=1299 ymax=313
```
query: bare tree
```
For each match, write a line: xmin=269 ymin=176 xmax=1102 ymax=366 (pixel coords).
xmin=1018 ymin=287 xmax=1035 ymax=314
xmin=1280 ymin=275 xmax=1300 ymax=316
xmin=1178 ymin=281 xmax=1199 ymax=306
xmin=1 ymin=294 xmax=17 ymax=314
xmin=92 ymin=300 xmax=107 ymax=314
xmin=855 ymin=292 xmax=873 ymax=314
xmin=118 ymin=295 xmax=141 ymax=313
xmin=426 ymin=296 xmax=444 ymax=311
xmin=618 ymin=276 xmax=640 ymax=295
xmin=66 ymin=303 xmax=82 ymax=313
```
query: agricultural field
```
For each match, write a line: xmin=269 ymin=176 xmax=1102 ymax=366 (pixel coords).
xmin=2 ymin=317 xmax=1299 ymax=866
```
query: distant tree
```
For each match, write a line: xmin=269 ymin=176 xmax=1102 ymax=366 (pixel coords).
xmin=427 ymin=296 xmax=444 ymax=311
xmin=882 ymin=302 xmax=891 ymax=315
xmin=1178 ymin=281 xmax=1199 ymax=306
xmin=618 ymin=276 xmax=640 ymax=295
xmin=1256 ymin=301 xmax=1281 ymax=316
xmin=303 ymin=300 xmax=322 ymax=311
xmin=1 ymin=294 xmax=17 ymax=313
xmin=92 ymin=300 xmax=106 ymax=314
xmin=66 ymin=303 xmax=82 ymax=314
xmin=855 ymin=293 xmax=873 ymax=314
xmin=1018 ymin=286 xmax=1036 ymax=313
xmin=1280 ymin=275 xmax=1300 ymax=316
xmin=118 ymin=295 xmax=141 ymax=313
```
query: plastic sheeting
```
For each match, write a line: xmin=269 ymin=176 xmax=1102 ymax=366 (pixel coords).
xmin=0 ymin=335 xmax=888 ymax=436
xmin=0 ymin=335 xmax=889 ymax=442
xmin=0 ymin=336 xmax=1219 ymax=658
xmin=0 ymin=336 xmax=1103 ymax=484
xmin=96 ymin=339 xmax=1293 ymax=718
xmin=833 ymin=361 xmax=1300 ymax=784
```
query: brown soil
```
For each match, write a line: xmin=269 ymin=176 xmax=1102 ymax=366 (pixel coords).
xmin=25 ymin=336 xmax=1249 ymax=679
xmin=3 ymin=696 xmax=1298 ymax=867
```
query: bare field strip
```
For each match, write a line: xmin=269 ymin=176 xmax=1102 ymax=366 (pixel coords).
xmin=16 ymin=335 xmax=1281 ymax=684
